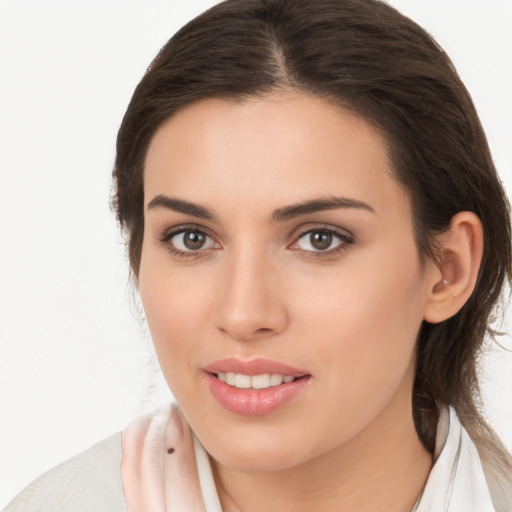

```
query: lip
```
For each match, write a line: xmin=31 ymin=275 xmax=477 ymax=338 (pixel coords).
xmin=203 ymin=357 xmax=310 ymax=377
xmin=203 ymin=358 xmax=311 ymax=417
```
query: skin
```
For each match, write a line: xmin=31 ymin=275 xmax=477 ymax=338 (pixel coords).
xmin=138 ymin=91 xmax=466 ymax=511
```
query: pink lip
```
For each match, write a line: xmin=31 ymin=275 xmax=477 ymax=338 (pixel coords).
xmin=203 ymin=358 xmax=311 ymax=417
xmin=203 ymin=358 xmax=309 ymax=377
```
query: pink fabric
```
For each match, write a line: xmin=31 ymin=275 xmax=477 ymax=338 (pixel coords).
xmin=121 ymin=404 xmax=206 ymax=512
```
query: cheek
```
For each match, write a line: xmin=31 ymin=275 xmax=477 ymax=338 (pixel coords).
xmin=295 ymin=244 xmax=426 ymax=394
xmin=296 ymin=245 xmax=424 ymax=338
xmin=284 ymin=263 xmax=425 ymax=450
xmin=138 ymin=256 xmax=215 ymax=383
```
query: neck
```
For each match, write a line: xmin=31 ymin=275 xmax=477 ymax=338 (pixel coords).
xmin=211 ymin=381 xmax=432 ymax=512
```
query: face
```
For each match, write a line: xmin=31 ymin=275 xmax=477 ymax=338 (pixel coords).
xmin=139 ymin=92 xmax=435 ymax=472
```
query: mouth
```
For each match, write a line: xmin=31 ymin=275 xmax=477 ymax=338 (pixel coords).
xmin=214 ymin=372 xmax=303 ymax=389
xmin=203 ymin=358 xmax=311 ymax=416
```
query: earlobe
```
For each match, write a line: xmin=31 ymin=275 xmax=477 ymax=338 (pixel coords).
xmin=423 ymin=211 xmax=484 ymax=324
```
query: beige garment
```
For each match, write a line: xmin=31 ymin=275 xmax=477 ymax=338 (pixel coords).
xmin=4 ymin=433 xmax=126 ymax=512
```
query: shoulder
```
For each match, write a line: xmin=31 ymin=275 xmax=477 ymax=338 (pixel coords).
xmin=4 ymin=432 xmax=126 ymax=512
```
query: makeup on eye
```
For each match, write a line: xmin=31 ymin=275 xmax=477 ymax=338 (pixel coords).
xmin=289 ymin=226 xmax=354 ymax=256
xmin=158 ymin=222 xmax=355 ymax=258
xmin=160 ymin=225 xmax=220 ymax=258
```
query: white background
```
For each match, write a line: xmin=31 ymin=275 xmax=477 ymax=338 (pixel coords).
xmin=0 ymin=0 xmax=511 ymax=506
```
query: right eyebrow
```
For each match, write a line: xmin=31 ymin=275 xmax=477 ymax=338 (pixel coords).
xmin=146 ymin=194 xmax=217 ymax=221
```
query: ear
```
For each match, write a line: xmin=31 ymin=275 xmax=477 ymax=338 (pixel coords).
xmin=423 ymin=211 xmax=484 ymax=324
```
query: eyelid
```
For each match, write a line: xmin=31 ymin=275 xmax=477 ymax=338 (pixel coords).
xmin=288 ymin=223 xmax=354 ymax=242
xmin=159 ymin=224 xmax=221 ymax=257
xmin=160 ymin=223 xmax=216 ymax=241
xmin=287 ymin=224 xmax=355 ymax=255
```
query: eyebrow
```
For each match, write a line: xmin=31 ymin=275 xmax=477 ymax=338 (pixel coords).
xmin=271 ymin=196 xmax=376 ymax=222
xmin=147 ymin=195 xmax=217 ymax=221
xmin=146 ymin=194 xmax=376 ymax=222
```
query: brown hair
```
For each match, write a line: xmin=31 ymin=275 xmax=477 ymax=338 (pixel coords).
xmin=113 ymin=0 xmax=512 ymax=488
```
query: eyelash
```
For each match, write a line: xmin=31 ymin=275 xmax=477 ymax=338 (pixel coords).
xmin=159 ymin=224 xmax=354 ymax=259
xmin=289 ymin=226 xmax=354 ymax=258
xmin=160 ymin=225 xmax=219 ymax=259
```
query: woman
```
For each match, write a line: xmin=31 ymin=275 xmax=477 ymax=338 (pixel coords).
xmin=5 ymin=0 xmax=511 ymax=510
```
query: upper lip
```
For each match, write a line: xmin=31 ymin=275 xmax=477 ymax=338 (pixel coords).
xmin=203 ymin=358 xmax=310 ymax=377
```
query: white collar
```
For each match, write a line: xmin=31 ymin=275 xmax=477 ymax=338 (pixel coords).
xmin=413 ymin=406 xmax=495 ymax=511
xmin=194 ymin=433 xmax=223 ymax=512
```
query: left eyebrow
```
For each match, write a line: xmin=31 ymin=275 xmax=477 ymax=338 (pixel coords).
xmin=271 ymin=196 xmax=376 ymax=222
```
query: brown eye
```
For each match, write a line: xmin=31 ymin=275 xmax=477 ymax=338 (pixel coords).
xmin=309 ymin=231 xmax=333 ymax=250
xmin=182 ymin=231 xmax=207 ymax=250
xmin=294 ymin=228 xmax=351 ymax=253
xmin=168 ymin=229 xmax=216 ymax=253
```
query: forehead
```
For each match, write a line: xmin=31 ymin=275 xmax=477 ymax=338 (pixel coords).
xmin=143 ymin=92 xmax=410 ymax=220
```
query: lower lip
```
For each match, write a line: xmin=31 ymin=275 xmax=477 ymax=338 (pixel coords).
xmin=206 ymin=373 xmax=310 ymax=417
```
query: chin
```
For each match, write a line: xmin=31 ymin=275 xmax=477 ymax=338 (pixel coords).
xmin=196 ymin=421 xmax=316 ymax=473
xmin=210 ymin=442 xmax=308 ymax=474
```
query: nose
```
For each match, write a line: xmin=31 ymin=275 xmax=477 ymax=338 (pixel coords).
xmin=214 ymin=249 xmax=289 ymax=342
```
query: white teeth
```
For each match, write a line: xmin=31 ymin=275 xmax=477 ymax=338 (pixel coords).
xmin=234 ymin=374 xmax=252 ymax=389
xmin=269 ymin=374 xmax=284 ymax=386
xmin=251 ymin=374 xmax=270 ymax=389
xmin=216 ymin=372 xmax=297 ymax=389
